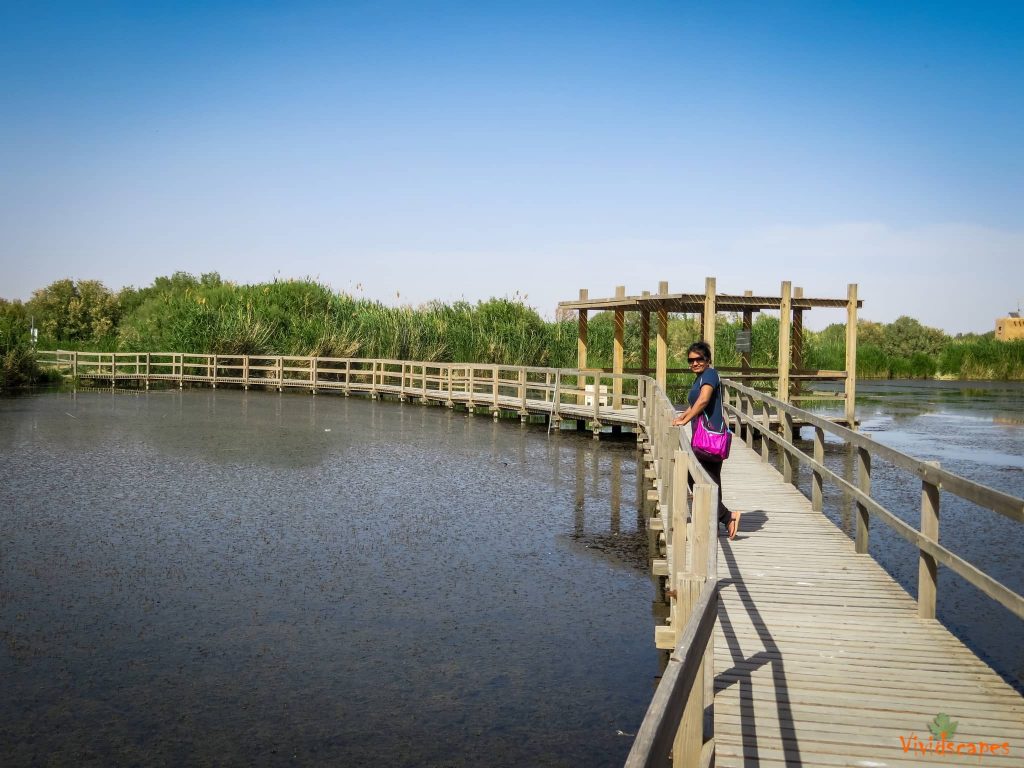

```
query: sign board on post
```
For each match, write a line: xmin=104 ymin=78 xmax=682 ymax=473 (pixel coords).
xmin=735 ymin=330 xmax=751 ymax=354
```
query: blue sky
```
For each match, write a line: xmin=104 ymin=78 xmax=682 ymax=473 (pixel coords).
xmin=1 ymin=1 xmax=1022 ymax=332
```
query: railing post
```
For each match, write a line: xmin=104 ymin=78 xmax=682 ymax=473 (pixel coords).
xmin=492 ymin=365 xmax=499 ymax=419
xmin=178 ymin=353 xmax=184 ymax=389
xmin=919 ymin=461 xmax=940 ymax=619
xmin=812 ymin=426 xmax=824 ymax=512
xmin=243 ymin=355 xmax=250 ymax=390
xmin=674 ymin=479 xmax=714 ymax=768
xmin=72 ymin=350 xmax=78 ymax=379
xmin=760 ymin=404 xmax=770 ymax=463
xmin=311 ymin=356 xmax=318 ymax=394
xmin=782 ymin=410 xmax=795 ymax=484
xmin=637 ymin=377 xmax=646 ymax=428
xmin=212 ymin=354 xmax=218 ymax=389
xmin=552 ymin=370 xmax=561 ymax=422
xmin=744 ymin=395 xmax=754 ymax=449
xmin=855 ymin=442 xmax=872 ymax=554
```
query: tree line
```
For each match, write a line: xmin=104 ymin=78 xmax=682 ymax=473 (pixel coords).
xmin=3 ymin=273 xmax=1022 ymax=389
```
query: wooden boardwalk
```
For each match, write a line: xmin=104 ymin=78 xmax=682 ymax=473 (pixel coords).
xmin=712 ymin=441 xmax=1023 ymax=767
xmin=37 ymin=351 xmax=641 ymax=430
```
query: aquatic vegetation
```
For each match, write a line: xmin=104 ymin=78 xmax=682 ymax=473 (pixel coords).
xmin=9 ymin=273 xmax=1024 ymax=380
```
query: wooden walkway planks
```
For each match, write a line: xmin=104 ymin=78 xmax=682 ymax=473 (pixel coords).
xmin=712 ymin=441 xmax=1023 ymax=767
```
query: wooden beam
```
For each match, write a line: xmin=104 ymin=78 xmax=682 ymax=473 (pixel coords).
xmin=846 ymin=283 xmax=859 ymax=430
xmin=614 ymin=285 xmax=625 ymax=409
xmin=919 ymin=461 xmax=940 ymax=619
xmin=640 ymin=290 xmax=651 ymax=375
xmin=703 ymin=277 xmax=716 ymax=360
xmin=792 ymin=287 xmax=804 ymax=401
xmin=777 ymin=281 xmax=792 ymax=403
xmin=577 ymin=288 xmax=588 ymax=371
xmin=657 ymin=281 xmax=668 ymax=390
xmin=741 ymin=290 xmax=752 ymax=375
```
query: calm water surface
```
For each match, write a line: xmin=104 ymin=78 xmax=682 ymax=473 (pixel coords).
xmin=1 ymin=389 xmax=656 ymax=767
xmin=3 ymin=380 xmax=1022 ymax=766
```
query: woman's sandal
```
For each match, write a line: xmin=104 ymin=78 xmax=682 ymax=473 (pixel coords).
xmin=727 ymin=511 xmax=742 ymax=540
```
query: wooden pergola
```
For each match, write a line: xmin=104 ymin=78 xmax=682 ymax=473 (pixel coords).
xmin=557 ymin=278 xmax=862 ymax=427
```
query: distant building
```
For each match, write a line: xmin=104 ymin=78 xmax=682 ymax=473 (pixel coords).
xmin=995 ymin=312 xmax=1024 ymax=341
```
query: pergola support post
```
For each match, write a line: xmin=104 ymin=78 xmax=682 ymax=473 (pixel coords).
xmin=640 ymin=290 xmax=650 ymax=377
xmin=792 ymin=287 xmax=804 ymax=401
xmin=703 ymin=277 xmax=716 ymax=359
xmin=656 ymin=281 xmax=668 ymax=391
xmin=742 ymin=290 xmax=753 ymax=376
xmin=613 ymin=285 xmax=625 ymax=409
xmin=846 ymin=283 xmax=859 ymax=429
xmin=577 ymin=288 xmax=589 ymax=406
xmin=778 ymin=281 xmax=792 ymax=403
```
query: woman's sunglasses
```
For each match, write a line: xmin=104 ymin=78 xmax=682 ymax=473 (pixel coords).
xmin=687 ymin=356 xmax=706 ymax=365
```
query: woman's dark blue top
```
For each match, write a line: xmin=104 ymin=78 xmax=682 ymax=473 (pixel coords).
xmin=688 ymin=367 xmax=725 ymax=431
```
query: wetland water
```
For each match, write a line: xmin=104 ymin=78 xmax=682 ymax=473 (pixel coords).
xmin=2 ymin=380 xmax=1022 ymax=766
xmin=1 ymin=389 xmax=656 ymax=767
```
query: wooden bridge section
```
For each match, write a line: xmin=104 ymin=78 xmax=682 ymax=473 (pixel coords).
xmin=711 ymin=442 xmax=1022 ymax=766
xmin=630 ymin=379 xmax=1022 ymax=767
xmin=37 ymin=350 xmax=641 ymax=433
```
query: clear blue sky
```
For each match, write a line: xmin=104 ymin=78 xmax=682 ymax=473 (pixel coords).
xmin=2 ymin=1 xmax=1022 ymax=332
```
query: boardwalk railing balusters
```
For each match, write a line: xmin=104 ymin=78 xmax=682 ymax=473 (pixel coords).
xmin=721 ymin=379 xmax=1024 ymax=620
xmin=35 ymin=351 xmax=642 ymax=433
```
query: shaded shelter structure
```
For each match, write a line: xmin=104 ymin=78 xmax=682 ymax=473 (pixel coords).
xmin=557 ymin=278 xmax=862 ymax=428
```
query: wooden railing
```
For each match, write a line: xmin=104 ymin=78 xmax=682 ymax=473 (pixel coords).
xmin=625 ymin=380 xmax=721 ymax=768
xmin=36 ymin=351 xmax=643 ymax=429
xmin=722 ymin=378 xmax=1024 ymax=621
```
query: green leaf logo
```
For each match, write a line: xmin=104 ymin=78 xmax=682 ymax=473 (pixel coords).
xmin=928 ymin=713 xmax=958 ymax=739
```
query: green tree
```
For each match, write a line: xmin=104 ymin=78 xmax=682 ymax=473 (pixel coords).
xmin=881 ymin=316 xmax=946 ymax=359
xmin=27 ymin=278 xmax=120 ymax=344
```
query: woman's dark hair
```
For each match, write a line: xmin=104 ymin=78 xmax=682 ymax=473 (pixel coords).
xmin=687 ymin=341 xmax=712 ymax=363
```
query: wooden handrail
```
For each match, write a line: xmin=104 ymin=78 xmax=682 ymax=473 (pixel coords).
xmin=624 ymin=580 xmax=718 ymax=768
xmin=627 ymin=378 xmax=720 ymax=767
xmin=722 ymin=378 xmax=1024 ymax=620
xmin=723 ymin=378 xmax=1023 ymax=523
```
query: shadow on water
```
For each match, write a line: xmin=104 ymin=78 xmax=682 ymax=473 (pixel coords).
xmin=0 ymin=388 xmax=658 ymax=767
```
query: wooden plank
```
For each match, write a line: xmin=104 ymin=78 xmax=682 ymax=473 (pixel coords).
xmin=706 ymin=436 xmax=1023 ymax=768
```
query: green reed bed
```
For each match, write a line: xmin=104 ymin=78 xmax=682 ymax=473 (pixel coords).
xmin=6 ymin=274 xmax=1024 ymax=386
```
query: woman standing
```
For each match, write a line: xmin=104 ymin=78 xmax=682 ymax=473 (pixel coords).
xmin=671 ymin=341 xmax=741 ymax=539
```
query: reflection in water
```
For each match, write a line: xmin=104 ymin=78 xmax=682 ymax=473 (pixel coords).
xmin=0 ymin=389 xmax=655 ymax=767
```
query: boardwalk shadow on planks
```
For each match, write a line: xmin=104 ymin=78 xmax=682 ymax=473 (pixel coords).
xmin=713 ymin=541 xmax=804 ymax=767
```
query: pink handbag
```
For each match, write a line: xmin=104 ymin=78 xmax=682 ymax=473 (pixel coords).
xmin=691 ymin=412 xmax=732 ymax=461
